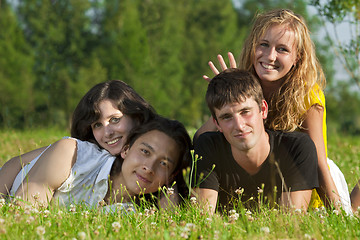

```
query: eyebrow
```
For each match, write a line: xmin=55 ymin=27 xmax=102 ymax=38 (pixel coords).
xmin=259 ymin=39 xmax=291 ymax=47
xmin=218 ymin=106 xmax=253 ymax=119
xmin=141 ymin=142 xmax=174 ymax=163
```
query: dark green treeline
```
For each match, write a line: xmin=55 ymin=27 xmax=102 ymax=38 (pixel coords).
xmin=0 ymin=0 xmax=337 ymax=131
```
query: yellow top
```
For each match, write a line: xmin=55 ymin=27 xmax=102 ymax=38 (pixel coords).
xmin=304 ymin=84 xmax=327 ymax=157
xmin=304 ymin=84 xmax=328 ymax=208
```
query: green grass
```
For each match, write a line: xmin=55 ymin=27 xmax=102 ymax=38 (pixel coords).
xmin=0 ymin=128 xmax=69 ymax=166
xmin=0 ymin=129 xmax=359 ymax=239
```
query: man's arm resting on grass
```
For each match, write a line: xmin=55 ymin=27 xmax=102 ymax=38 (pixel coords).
xmin=14 ymin=139 xmax=76 ymax=207
xmin=194 ymin=188 xmax=218 ymax=215
xmin=280 ymin=189 xmax=313 ymax=211
xmin=350 ymin=179 xmax=360 ymax=212
xmin=0 ymin=147 xmax=47 ymax=198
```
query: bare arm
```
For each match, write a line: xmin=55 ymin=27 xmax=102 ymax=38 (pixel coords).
xmin=193 ymin=117 xmax=217 ymax=141
xmin=350 ymin=179 xmax=360 ymax=212
xmin=301 ymin=105 xmax=341 ymax=207
xmin=0 ymin=147 xmax=47 ymax=198
xmin=195 ymin=188 xmax=218 ymax=215
xmin=280 ymin=189 xmax=313 ymax=211
xmin=14 ymin=139 xmax=77 ymax=207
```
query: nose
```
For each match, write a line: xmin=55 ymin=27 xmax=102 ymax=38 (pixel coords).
xmin=142 ymin=160 xmax=155 ymax=175
xmin=104 ymin=124 xmax=114 ymax=138
xmin=234 ymin=115 xmax=245 ymax=131
xmin=266 ymin=47 xmax=277 ymax=62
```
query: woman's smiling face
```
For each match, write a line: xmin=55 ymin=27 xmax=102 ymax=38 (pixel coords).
xmin=91 ymin=99 xmax=135 ymax=155
xmin=254 ymin=24 xmax=297 ymax=83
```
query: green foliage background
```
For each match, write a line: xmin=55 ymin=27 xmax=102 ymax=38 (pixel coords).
xmin=0 ymin=0 xmax=360 ymax=134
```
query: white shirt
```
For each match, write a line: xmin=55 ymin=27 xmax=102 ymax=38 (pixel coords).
xmin=11 ymin=138 xmax=116 ymax=208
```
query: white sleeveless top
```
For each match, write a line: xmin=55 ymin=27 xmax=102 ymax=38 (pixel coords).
xmin=10 ymin=138 xmax=116 ymax=208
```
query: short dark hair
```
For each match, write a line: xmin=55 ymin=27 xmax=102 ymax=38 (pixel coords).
xmin=206 ymin=69 xmax=264 ymax=121
xmin=71 ymin=80 xmax=156 ymax=145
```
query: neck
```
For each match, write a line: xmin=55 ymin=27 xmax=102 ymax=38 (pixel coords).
xmin=260 ymin=79 xmax=284 ymax=102
xmin=231 ymin=131 xmax=270 ymax=175
xmin=107 ymin=174 xmax=133 ymax=204
xmin=104 ymin=161 xmax=132 ymax=204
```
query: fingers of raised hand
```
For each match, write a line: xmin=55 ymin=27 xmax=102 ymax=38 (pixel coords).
xmin=228 ymin=52 xmax=237 ymax=68
xmin=208 ymin=61 xmax=220 ymax=75
xmin=202 ymin=75 xmax=211 ymax=82
xmin=217 ymin=54 xmax=228 ymax=71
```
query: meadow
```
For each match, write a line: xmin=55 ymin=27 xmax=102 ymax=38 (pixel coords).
xmin=0 ymin=128 xmax=359 ymax=239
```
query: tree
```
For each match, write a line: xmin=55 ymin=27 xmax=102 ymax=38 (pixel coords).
xmin=17 ymin=0 xmax=93 ymax=126
xmin=0 ymin=1 xmax=35 ymax=128
xmin=179 ymin=0 xmax=244 ymax=127
xmin=311 ymin=0 xmax=360 ymax=89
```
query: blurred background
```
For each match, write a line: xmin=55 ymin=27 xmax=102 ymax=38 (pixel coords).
xmin=1 ymin=0 xmax=359 ymax=135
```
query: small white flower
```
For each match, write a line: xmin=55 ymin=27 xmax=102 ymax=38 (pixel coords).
xmin=144 ymin=208 xmax=150 ymax=216
xmin=260 ymin=227 xmax=270 ymax=234
xmin=304 ymin=233 xmax=312 ymax=239
xmin=26 ymin=216 xmax=35 ymax=224
xmin=245 ymin=210 xmax=252 ymax=216
xmin=150 ymin=208 xmax=156 ymax=215
xmin=229 ymin=209 xmax=237 ymax=215
xmin=229 ymin=213 xmax=239 ymax=221
xmin=31 ymin=207 xmax=39 ymax=214
xmin=0 ymin=219 xmax=4 ymax=224
xmin=247 ymin=215 xmax=254 ymax=221
xmin=32 ymin=192 xmax=40 ymax=200
xmin=180 ymin=231 xmax=189 ymax=239
xmin=112 ymin=221 xmax=121 ymax=231
xmin=0 ymin=199 xmax=5 ymax=207
xmin=235 ymin=188 xmax=244 ymax=195
xmin=42 ymin=210 xmax=51 ymax=217
xmin=214 ymin=230 xmax=219 ymax=239
xmin=36 ymin=226 xmax=46 ymax=235
xmin=333 ymin=209 xmax=340 ymax=215
xmin=184 ymin=223 xmax=196 ymax=232
xmin=78 ymin=231 xmax=86 ymax=240
xmin=294 ymin=208 xmax=302 ymax=214
xmin=167 ymin=187 xmax=174 ymax=196
xmin=69 ymin=204 xmax=76 ymax=212
xmin=190 ymin=197 xmax=197 ymax=204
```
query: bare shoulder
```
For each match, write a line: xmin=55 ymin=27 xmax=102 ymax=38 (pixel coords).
xmin=28 ymin=138 xmax=78 ymax=185
xmin=44 ymin=138 xmax=78 ymax=168
xmin=14 ymin=138 xmax=79 ymax=205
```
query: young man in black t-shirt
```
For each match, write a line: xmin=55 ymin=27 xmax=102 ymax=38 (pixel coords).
xmin=193 ymin=69 xmax=319 ymax=214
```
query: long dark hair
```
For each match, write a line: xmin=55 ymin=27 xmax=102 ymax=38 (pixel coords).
xmin=70 ymin=80 xmax=156 ymax=145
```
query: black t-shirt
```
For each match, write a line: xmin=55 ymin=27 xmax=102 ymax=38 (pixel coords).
xmin=193 ymin=130 xmax=319 ymax=210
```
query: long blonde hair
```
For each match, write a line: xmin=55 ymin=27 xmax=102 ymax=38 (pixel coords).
xmin=239 ymin=9 xmax=326 ymax=131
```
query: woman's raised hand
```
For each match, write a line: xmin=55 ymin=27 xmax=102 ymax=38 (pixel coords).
xmin=202 ymin=52 xmax=237 ymax=82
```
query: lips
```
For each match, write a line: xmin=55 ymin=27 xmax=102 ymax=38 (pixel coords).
xmin=106 ymin=137 xmax=121 ymax=146
xmin=234 ymin=131 xmax=251 ymax=139
xmin=136 ymin=173 xmax=152 ymax=184
xmin=260 ymin=62 xmax=278 ymax=70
